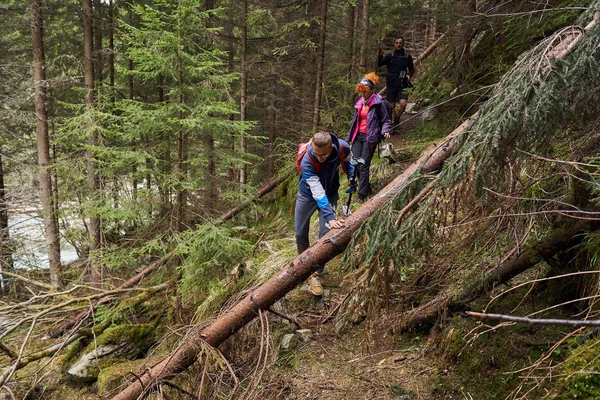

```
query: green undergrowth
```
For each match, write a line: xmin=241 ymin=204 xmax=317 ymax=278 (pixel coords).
xmin=434 ymin=286 xmax=572 ymax=399
xmin=557 ymin=338 xmax=600 ymax=399
xmin=406 ymin=111 xmax=463 ymax=156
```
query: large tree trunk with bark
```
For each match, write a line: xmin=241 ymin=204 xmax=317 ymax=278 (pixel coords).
xmin=0 ymin=151 xmax=11 ymax=293
xmin=239 ymin=0 xmax=248 ymax=187
xmin=32 ymin=0 xmax=62 ymax=289
xmin=358 ymin=0 xmax=370 ymax=73
xmin=346 ymin=3 xmax=355 ymax=81
xmin=112 ymin=115 xmax=468 ymax=400
xmin=311 ymin=0 xmax=328 ymax=132
xmin=83 ymin=0 xmax=102 ymax=284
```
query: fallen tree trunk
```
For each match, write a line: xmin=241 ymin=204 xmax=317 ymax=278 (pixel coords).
xmin=399 ymin=219 xmax=591 ymax=331
xmin=111 ymin=116 xmax=469 ymax=400
xmin=213 ymin=175 xmax=285 ymax=224
xmin=50 ymin=176 xmax=284 ymax=339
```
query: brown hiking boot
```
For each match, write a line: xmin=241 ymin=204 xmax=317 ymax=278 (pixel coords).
xmin=308 ymin=273 xmax=323 ymax=296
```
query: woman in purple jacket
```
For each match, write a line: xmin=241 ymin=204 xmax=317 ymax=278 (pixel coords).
xmin=345 ymin=72 xmax=391 ymax=202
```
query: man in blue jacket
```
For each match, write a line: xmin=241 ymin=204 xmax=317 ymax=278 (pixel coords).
xmin=296 ymin=131 xmax=355 ymax=296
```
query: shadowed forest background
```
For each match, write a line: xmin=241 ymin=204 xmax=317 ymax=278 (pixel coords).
xmin=1 ymin=0 xmax=600 ymax=399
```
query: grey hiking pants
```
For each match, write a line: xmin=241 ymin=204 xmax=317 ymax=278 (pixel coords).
xmin=294 ymin=193 xmax=338 ymax=273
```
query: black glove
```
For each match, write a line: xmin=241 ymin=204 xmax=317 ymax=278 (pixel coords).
xmin=349 ymin=177 xmax=357 ymax=188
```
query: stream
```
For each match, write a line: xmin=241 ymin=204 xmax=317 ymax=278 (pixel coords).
xmin=7 ymin=207 xmax=79 ymax=270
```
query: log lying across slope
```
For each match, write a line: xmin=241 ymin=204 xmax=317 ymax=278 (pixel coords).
xmin=112 ymin=120 xmax=469 ymax=400
xmin=399 ymin=219 xmax=592 ymax=331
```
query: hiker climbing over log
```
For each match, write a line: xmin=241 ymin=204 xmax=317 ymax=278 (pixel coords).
xmin=378 ymin=36 xmax=415 ymax=130
xmin=345 ymin=73 xmax=391 ymax=203
xmin=295 ymin=131 xmax=355 ymax=296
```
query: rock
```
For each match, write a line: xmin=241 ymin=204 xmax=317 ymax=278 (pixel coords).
xmin=64 ymin=324 xmax=155 ymax=383
xmin=378 ymin=143 xmax=394 ymax=160
xmin=404 ymin=102 xmax=417 ymax=114
xmin=280 ymin=333 xmax=298 ymax=349
xmin=67 ymin=344 xmax=126 ymax=381
xmin=296 ymin=329 xmax=313 ymax=342
xmin=420 ymin=106 xmax=438 ymax=121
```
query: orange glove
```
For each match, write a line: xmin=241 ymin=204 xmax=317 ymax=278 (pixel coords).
xmin=378 ymin=48 xmax=384 ymax=57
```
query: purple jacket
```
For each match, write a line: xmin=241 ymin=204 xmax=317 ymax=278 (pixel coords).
xmin=345 ymin=93 xmax=391 ymax=145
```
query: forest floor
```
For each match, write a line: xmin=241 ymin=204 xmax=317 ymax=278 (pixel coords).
xmin=274 ymin=279 xmax=442 ymax=400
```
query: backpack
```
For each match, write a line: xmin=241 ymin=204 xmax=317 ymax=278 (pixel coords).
xmin=296 ymin=137 xmax=347 ymax=174
xmin=380 ymin=97 xmax=392 ymax=118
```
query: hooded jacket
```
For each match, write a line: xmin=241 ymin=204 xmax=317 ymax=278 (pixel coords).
xmin=345 ymin=93 xmax=391 ymax=145
xmin=297 ymin=133 xmax=354 ymax=222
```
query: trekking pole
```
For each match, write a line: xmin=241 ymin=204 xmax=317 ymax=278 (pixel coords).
xmin=342 ymin=186 xmax=356 ymax=217
xmin=342 ymin=157 xmax=362 ymax=217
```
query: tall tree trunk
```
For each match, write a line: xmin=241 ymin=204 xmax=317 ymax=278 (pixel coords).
xmin=346 ymin=3 xmax=355 ymax=80
xmin=239 ymin=0 xmax=248 ymax=187
xmin=83 ymin=0 xmax=102 ymax=284
xmin=108 ymin=0 xmax=114 ymax=99
xmin=359 ymin=0 xmax=370 ymax=73
xmin=92 ymin=0 xmax=103 ymax=84
xmin=174 ymin=14 xmax=186 ymax=233
xmin=226 ymin=0 xmax=237 ymax=182
xmin=0 ymin=151 xmax=11 ymax=294
xmin=267 ymin=73 xmax=277 ymax=177
xmin=205 ymin=0 xmax=216 ymax=211
xmin=109 ymin=0 xmax=118 ymax=211
xmin=311 ymin=0 xmax=328 ymax=133
xmin=31 ymin=0 xmax=62 ymax=289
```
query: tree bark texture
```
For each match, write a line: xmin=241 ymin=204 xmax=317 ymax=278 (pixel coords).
xmin=359 ymin=0 xmax=370 ymax=73
xmin=239 ymin=0 xmax=248 ymax=187
xmin=311 ymin=0 xmax=328 ymax=132
xmin=399 ymin=219 xmax=591 ymax=331
xmin=112 ymin=114 xmax=468 ymax=400
xmin=31 ymin=0 xmax=62 ymax=289
xmin=0 ymin=151 xmax=11 ymax=293
xmin=92 ymin=0 xmax=103 ymax=83
xmin=346 ymin=3 xmax=355 ymax=80
xmin=83 ymin=0 xmax=102 ymax=284
xmin=267 ymin=74 xmax=277 ymax=177
xmin=175 ymin=36 xmax=186 ymax=233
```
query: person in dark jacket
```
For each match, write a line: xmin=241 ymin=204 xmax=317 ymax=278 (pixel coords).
xmin=378 ymin=36 xmax=415 ymax=127
xmin=345 ymin=73 xmax=391 ymax=202
xmin=296 ymin=131 xmax=355 ymax=295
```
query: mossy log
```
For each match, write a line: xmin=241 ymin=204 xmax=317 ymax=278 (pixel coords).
xmin=399 ymin=219 xmax=591 ymax=331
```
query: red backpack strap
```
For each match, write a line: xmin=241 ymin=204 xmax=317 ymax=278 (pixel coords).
xmin=297 ymin=139 xmax=321 ymax=173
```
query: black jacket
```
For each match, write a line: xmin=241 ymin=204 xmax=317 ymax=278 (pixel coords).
xmin=378 ymin=49 xmax=415 ymax=88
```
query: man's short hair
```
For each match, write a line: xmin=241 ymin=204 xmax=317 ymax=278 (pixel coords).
xmin=395 ymin=36 xmax=404 ymax=42
xmin=313 ymin=131 xmax=332 ymax=147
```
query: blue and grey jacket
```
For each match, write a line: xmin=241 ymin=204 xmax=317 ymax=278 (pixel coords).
xmin=297 ymin=134 xmax=354 ymax=222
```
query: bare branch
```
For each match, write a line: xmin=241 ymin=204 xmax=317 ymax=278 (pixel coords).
xmin=466 ymin=311 xmax=600 ymax=327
